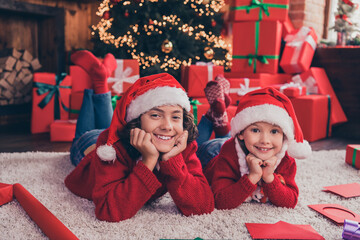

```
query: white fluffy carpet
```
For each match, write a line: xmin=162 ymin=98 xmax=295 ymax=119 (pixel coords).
xmin=0 ymin=150 xmax=359 ymax=240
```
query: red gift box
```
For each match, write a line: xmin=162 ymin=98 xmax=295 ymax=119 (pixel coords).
xmin=280 ymin=26 xmax=318 ymax=74
xmin=31 ymin=73 xmax=72 ymax=134
xmin=282 ymin=16 xmax=295 ymax=39
xmin=290 ymin=95 xmax=331 ymax=142
xmin=181 ymin=64 xmax=224 ymax=97
xmin=69 ymin=66 xmax=92 ymax=93
xmin=0 ymin=183 xmax=13 ymax=206
xmin=229 ymin=0 xmax=289 ymax=22
xmin=345 ymin=144 xmax=360 ymax=169
xmin=50 ymin=120 xmax=77 ymax=142
xmin=225 ymin=72 xmax=291 ymax=87
xmin=232 ymin=21 xmax=282 ymax=73
xmin=296 ymin=67 xmax=347 ymax=126
xmin=108 ymin=59 xmax=139 ymax=95
xmin=69 ymin=91 xmax=84 ymax=119
xmin=190 ymin=102 xmax=209 ymax=125
xmin=228 ymin=78 xmax=261 ymax=105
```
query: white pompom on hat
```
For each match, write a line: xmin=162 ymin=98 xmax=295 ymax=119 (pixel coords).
xmin=97 ymin=73 xmax=191 ymax=162
xmin=230 ymin=87 xmax=311 ymax=159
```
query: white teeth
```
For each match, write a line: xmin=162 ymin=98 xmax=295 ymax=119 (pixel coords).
xmin=157 ymin=135 xmax=171 ymax=140
xmin=258 ymin=147 xmax=270 ymax=151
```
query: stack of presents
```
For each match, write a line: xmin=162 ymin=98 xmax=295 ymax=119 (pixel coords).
xmin=30 ymin=0 xmax=358 ymax=168
xmin=30 ymin=59 xmax=139 ymax=141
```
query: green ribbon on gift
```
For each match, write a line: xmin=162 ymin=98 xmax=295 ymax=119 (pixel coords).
xmin=230 ymin=0 xmax=289 ymax=21
xmin=232 ymin=21 xmax=279 ymax=73
xmin=190 ymin=99 xmax=202 ymax=125
xmin=111 ymin=95 xmax=122 ymax=111
xmin=352 ymin=147 xmax=359 ymax=168
xmin=33 ymin=73 xmax=71 ymax=120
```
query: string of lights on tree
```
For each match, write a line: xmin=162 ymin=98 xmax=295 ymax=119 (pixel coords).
xmin=91 ymin=0 xmax=231 ymax=79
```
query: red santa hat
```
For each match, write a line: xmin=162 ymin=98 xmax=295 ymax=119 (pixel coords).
xmin=230 ymin=87 xmax=311 ymax=159
xmin=97 ymin=73 xmax=191 ymax=162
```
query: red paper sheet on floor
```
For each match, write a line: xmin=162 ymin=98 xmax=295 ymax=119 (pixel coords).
xmin=323 ymin=182 xmax=360 ymax=198
xmin=245 ymin=221 xmax=324 ymax=239
xmin=308 ymin=203 xmax=360 ymax=225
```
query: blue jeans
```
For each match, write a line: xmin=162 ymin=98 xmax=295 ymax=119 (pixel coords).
xmin=70 ymin=89 xmax=113 ymax=166
xmin=196 ymin=116 xmax=230 ymax=168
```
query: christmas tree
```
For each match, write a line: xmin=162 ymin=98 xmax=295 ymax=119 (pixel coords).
xmin=331 ymin=0 xmax=359 ymax=45
xmin=91 ymin=0 xmax=231 ymax=80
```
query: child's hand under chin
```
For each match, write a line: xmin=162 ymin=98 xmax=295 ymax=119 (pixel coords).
xmin=261 ymin=156 xmax=277 ymax=183
xmin=161 ymin=130 xmax=188 ymax=161
xmin=246 ymin=153 xmax=277 ymax=184
xmin=130 ymin=128 xmax=159 ymax=171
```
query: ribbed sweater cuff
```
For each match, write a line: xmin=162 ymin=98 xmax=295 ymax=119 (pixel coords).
xmin=263 ymin=174 xmax=280 ymax=191
xmin=159 ymin=154 xmax=185 ymax=177
xmin=239 ymin=174 xmax=257 ymax=194
xmin=134 ymin=162 xmax=161 ymax=194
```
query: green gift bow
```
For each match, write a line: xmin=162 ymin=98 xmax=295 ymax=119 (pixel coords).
xmin=111 ymin=95 xmax=122 ymax=110
xmin=190 ymin=99 xmax=202 ymax=125
xmin=33 ymin=73 xmax=71 ymax=120
xmin=352 ymin=147 xmax=360 ymax=168
xmin=232 ymin=21 xmax=279 ymax=73
xmin=231 ymin=0 xmax=289 ymax=21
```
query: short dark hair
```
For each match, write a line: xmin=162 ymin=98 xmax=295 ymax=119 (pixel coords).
xmin=118 ymin=109 xmax=198 ymax=159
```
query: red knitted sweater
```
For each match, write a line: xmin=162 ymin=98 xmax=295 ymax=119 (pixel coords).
xmin=204 ymin=138 xmax=299 ymax=210
xmin=65 ymin=129 xmax=214 ymax=222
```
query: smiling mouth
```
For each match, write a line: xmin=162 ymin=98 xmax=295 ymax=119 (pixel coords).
xmin=154 ymin=134 xmax=173 ymax=140
xmin=255 ymin=146 xmax=273 ymax=152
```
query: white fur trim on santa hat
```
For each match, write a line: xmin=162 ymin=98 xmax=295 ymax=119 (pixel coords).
xmin=230 ymin=104 xmax=294 ymax=140
xmin=230 ymin=104 xmax=312 ymax=159
xmin=97 ymin=144 xmax=117 ymax=163
xmin=125 ymin=86 xmax=191 ymax=122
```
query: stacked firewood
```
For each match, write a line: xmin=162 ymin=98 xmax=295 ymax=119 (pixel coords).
xmin=0 ymin=48 xmax=41 ymax=105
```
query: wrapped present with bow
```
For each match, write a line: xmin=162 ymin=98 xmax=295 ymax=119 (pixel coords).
xmin=229 ymin=0 xmax=289 ymax=22
xmin=345 ymin=145 xmax=360 ymax=170
xmin=50 ymin=119 xmax=77 ymax=142
xmin=280 ymin=26 xmax=318 ymax=74
xmin=272 ymin=82 xmax=307 ymax=98
xmin=181 ymin=62 xmax=224 ymax=97
xmin=31 ymin=73 xmax=72 ymax=134
xmin=108 ymin=59 xmax=139 ymax=95
xmin=291 ymin=73 xmax=318 ymax=95
xmin=232 ymin=21 xmax=282 ymax=73
xmin=228 ymin=78 xmax=261 ymax=105
xmin=292 ymin=67 xmax=347 ymax=126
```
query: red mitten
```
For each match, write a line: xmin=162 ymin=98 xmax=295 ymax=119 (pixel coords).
xmin=71 ymin=50 xmax=108 ymax=94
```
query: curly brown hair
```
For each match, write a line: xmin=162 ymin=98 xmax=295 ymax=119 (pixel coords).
xmin=118 ymin=109 xmax=198 ymax=159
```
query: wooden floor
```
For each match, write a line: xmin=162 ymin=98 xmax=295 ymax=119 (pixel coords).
xmin=0 ymin=122 xmax=359 ymax=153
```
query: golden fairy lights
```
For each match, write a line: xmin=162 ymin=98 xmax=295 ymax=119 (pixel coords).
xmin=92 ymin=0 xmax=231 ymax=71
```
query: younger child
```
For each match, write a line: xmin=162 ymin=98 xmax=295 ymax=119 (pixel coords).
xmin=200 ymin=86 xmax=312 ymax=210
xmin=65 ymin=61 xmax=214 ymax=221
